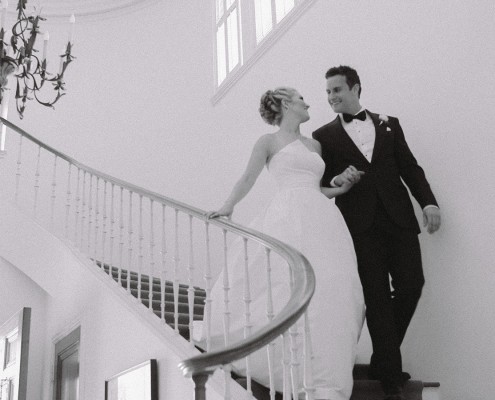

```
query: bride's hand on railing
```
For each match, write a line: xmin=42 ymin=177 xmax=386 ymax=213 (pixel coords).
xmin=206 ymin=203 xmax=234 ymax=220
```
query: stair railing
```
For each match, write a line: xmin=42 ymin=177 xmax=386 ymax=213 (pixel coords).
xmin=0 ymin=117 xmax=316 ymax=400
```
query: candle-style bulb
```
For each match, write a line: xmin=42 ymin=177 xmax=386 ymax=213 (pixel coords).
xmin=42 ymin=31 xmax=49 ymax=62
xmin=68 ymin=13 xmax=75 ymax=43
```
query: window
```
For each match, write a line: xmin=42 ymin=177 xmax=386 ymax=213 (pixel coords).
xmin=0 ymin=308 xmax=30 ymax=400
xmin=215 ymin=0 xmax=242 ymax=85
xmin=4 ymin=332 xmax=18 ymax=368
xmin=213 ymin=0 xmax=316 ymax=100
xmin=254 ymin=0 xmax=295 ymax=42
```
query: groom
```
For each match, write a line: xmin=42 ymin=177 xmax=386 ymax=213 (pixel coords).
xmin=312 ymin=66 xmax=441 ymax=400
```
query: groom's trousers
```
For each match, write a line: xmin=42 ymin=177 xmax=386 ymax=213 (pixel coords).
xmin=350 ymin=200 xmax=424 ymax=386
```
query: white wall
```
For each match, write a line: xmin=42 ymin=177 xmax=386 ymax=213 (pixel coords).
xmin=0 ymin=258 xmax=48 ymax=400
xmin=3 ymin=1 xmax=495 ymax=399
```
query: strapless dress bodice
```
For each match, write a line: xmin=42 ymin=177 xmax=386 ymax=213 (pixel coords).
xmin=267 ymin=139 xmax=325 ymax=191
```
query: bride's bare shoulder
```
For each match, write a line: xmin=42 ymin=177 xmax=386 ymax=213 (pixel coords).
xmin=302 ymin=137 xmax=322 ymax=154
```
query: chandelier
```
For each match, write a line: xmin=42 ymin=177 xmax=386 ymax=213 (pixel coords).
xmin=0 ymin=0 xmax=75 ymax=119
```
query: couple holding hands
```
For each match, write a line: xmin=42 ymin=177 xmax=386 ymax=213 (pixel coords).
xmin=206 ymin=65 xmax=441 ymax=400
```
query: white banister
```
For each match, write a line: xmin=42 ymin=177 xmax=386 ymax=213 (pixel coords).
xmin=74 ymin=167 xmax=81 ymax=245
xmin=242 ymin=238 xmax=253 ymax=397
xmin=187 ymin=214 xmax=195 ymax=346
xmin=204 ymin=221 xmax=213 ymax=352
xmin=14 ymin=135 xmax=23 ymax=203
xmin=160 ymin=203 xmax=167 ymax=321
xmin=50 ymin=154 xmax=57 ymax=228
xmin=127 ymin=190 xmax=134 ymax=292
xmin=87 ymin=174 xmax=93 ymax=257
xmin=80 ymin=171 xmax=87 ymax=249
xmin=0 ymin=117 xmax=316 ymax=400
xmin=138 ymin=194 xmax=144 ymax=302
xmin=101 ymin=180 xmax=108 ymax=271
xmin=265 ymin=249 xmax=276 ymax=400
xmin=33 ymin=145 xmax=41 ymax=216
xmin=149 ymin=198 xmax=155 ymax=311
xmin=173 ymin=209 xmax=180 ymax=333
xmin=94 ymin=177 xmax=100 ymax=266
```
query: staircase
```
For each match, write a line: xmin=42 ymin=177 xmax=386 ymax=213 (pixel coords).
xmin=100 ymin=263 xmax=206 ymax=341
xmin=102 ymin=263 xmax=438 ymax=400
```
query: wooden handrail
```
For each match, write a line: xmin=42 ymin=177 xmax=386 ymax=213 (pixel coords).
xmin=0 ymin=117 xmax=316 ymax=394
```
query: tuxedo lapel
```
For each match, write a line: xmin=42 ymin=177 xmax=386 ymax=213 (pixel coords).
xmin=368 ymin=111 xmax=387 ymax=164
xmin=332 ymin=116 xmax=371 ymax=164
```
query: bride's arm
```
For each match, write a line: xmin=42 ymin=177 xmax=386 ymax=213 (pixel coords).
xmin=311 ymin=138 xmax=357 ymax=199
xmin=207 ymin=135 xmax=271 ymax=219
xmin=321 ymin=183 xmax=353 ymax=199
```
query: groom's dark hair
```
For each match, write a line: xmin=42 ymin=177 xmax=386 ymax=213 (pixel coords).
xmin=325 ymin=65 xmax=361 ymax=97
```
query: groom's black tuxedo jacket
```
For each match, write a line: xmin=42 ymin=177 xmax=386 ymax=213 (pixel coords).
xmin=313 ymin=111 xmax=438 ymax=235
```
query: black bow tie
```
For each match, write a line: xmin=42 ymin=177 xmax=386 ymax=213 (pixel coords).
xmin=343 ymin=110 xmax=366 ymax=123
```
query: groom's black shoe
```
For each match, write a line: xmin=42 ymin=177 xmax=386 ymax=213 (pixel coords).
xmin=383 ymin=394 xmax=405 ymax=400
xmin=368 ymin=369 xmax=411 ymax=384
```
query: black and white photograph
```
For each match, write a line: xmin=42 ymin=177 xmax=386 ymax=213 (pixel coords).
xmin=0 ymin=1 xmax=493 ymax=399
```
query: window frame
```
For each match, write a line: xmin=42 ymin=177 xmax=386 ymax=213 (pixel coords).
xmin=212 ymin=0 xmax=317 ymax=104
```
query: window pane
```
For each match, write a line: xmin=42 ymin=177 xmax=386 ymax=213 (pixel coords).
xmin=275 ymin=0 xmax=295 ymax=23
xmin=216 ymin=0 xmax=224 ymax=22
xmin=254 ymin=0 xmax=273 ymax=42
xmin=226 ymin=0 xmax=235 ymax=9
xmin=227 ymin=8 xmax=239 ymax=72
xmin=216 ymin=23 xmax=227 ymax=84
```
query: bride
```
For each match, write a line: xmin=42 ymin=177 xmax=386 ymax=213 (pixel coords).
xmin=205 ymin=87 xmax=365 ymax=400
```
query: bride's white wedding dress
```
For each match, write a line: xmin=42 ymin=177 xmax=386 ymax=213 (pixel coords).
xmin=204 ymin=139 xmax=365 ymax=400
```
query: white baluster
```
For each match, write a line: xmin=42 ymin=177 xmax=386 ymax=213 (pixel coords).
xmin=127 ymin=191 xmax=134 ymax=293
xmin=222 ymin=229 xmax=231 ymax=346
xmin=160 ymin=204 xmax=167 ymax=322
xmin=65 ymin=163 xmax=71 ymax=238
xmin=303 ymin=311 xmax=315 ymax=400
xmin=149 ymin=198 xmax=155 ymax=311
xmin=118 ymin=186 xmax=125 ymax=287
xmin=50 ymin=154 xmax=57 ymax=228
xmin=265 ymin=249 xmax=276 ymax=400
xmin=187 ymin=215 xmax=195 ymax=345
xmin=288 ymin=269 xmax=301 ymax=400
xmin=204 ymin=221 xmax=213 ymax=352
xmin=243 ymin=238 xmax=253 ymax=397
xmin=101 ymin=180 xmax=108 ymax=274
xmin=33 ymin=145 xmax=41 ymax=217
xmin=220 ymin=229 xmax=233 ymax=400
xmin=87 ymin=174 xmax=93 ymax=257
xmin=14 ymin=135 xmax=23 ymax=203
xmin=74 ymin=167 xmax=81 ymax=245
xmin=223 ymin=365 xmax=232 ymax=400
xmin=80 ymin=171 xmax=87 ymax=249
xmin=94 ymin=177 xmax=100 ymax=266
xmin=109 ymin=183 xmax=116 ymax=280
xmin=173 ymin=209 xmax=180 ymax=333
xmin=138 ymin=194 xmax=144 ymax=302
xmin=282 ymin=332 xmax=291 ymax=400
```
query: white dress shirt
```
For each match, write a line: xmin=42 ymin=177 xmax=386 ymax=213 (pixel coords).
xmin=340 ymin=108 xmax=375 ymax=162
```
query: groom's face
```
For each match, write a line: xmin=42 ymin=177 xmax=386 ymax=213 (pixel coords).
xmin=326 ymin=75 xmax=360 ymax=114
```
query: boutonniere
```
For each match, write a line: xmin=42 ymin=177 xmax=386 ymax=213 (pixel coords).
xmin=378 ymin=114 xmax=392 ymax=132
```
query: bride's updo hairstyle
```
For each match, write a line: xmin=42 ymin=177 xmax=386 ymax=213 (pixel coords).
xmin=259 ymin=87 xmax=295 ymax=126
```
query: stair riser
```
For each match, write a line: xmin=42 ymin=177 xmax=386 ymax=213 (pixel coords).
xmin=130 ymin=289 xmax=206 ymax=305
xmin=119 ymin=279 xmax=206 ymax=297
xmin=138 ymin=300 xmax=204 ymax=319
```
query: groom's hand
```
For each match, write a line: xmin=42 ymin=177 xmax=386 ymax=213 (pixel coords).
xmin=423 ymin=207 xmax=441 ymax=234
xmin=334 ymin=166 xmax=365 ymax=186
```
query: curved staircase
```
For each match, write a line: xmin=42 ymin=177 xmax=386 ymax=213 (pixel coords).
xmin=103 ymin=262 xmax=439 ymax=400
